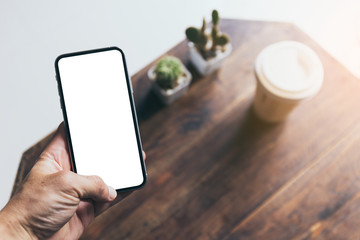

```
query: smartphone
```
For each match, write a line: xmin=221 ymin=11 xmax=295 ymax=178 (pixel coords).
xmin=55 ymin=47 xmax=146 ymax=192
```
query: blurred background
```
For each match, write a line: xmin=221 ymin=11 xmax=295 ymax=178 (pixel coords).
xmin=1 ymin=0 xmax=359 ymax=208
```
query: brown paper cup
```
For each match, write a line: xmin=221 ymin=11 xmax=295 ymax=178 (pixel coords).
xmin=254 ymin=41 xmax=323 ymax=122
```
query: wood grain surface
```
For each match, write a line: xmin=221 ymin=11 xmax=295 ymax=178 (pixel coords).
xmin=12 ymin=19 xmax=360 ymax=239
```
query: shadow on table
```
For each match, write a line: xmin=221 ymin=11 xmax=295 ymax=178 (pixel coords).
xmin=219 ymin=103 xmax=287 ymax=168
xmin=136 ymin=89 xmax=165 ymax=123
xmin=237 ymin=105 xmax=285 ymax=142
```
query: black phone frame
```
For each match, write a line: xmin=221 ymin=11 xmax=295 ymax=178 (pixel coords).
xmin=54 ymin=46 xmax=147 ymax=192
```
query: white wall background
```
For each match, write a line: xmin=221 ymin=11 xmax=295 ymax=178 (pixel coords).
xmin=1 ymin=0 xmax=359 ymax=208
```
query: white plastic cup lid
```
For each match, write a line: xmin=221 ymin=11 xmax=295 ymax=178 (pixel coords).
xmin=255 ymin=41 xmax=324 ymax=101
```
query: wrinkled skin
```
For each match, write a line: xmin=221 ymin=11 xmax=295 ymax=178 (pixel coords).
xmin=0 ymin=123 xmax=145 ymax=239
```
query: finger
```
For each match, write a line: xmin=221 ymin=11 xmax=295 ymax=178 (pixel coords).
xmin=40 ymin=122 xmax=72 ymax=171
xmin=63 ymin=172 xmax=117 ymax=202
xmin=142 ymin=151 xmax=146 ymax=160
xmin=46 ymin=122 xmax=67 ymax=151
xmin=94 ymin=151 xmax=146 ymax=214
xmin=76 ymin=200 xmax=95 ymax=227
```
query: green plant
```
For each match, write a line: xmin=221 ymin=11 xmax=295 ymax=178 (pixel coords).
xmin=154 ymin=56 xmax=183 ymax=89
xmin=185 ymin=9 xmax=230 ymax=59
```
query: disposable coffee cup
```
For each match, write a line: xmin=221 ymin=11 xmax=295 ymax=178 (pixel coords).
xmin=254 ymin=41 xmax=324 ymax=122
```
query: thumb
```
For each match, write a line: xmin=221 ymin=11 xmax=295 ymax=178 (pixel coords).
xmin=61 ymin=172 xmax=117 ymax=202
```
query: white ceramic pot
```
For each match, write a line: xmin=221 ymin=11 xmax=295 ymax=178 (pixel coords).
xmin=147 ymin=63 xmax=192 ymax=105
xmin=188 ymin=42 xmax=232 ymax=76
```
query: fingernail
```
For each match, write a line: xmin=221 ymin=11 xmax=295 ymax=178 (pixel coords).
xmin=108 ymin=185 xmax=117 ymax=200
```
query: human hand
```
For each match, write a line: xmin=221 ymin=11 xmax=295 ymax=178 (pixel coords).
xmin=0 ymin=123 xmax=144 ymax=239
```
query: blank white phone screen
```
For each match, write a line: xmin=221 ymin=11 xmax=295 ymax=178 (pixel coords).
xmin=57 ymin=49 xmax=145 ymax=190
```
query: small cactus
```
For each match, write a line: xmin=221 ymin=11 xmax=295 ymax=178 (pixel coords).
xmin=185 ymin=10 xmax=230 ymax=59
xmin=154 ymin=56 xmax=183 ymax=89
xmin=212 ymin=9 xmax=219 ymax=25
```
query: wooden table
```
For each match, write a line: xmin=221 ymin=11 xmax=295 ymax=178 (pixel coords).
xmin=12 ymin=19 xmax=360 ymax=239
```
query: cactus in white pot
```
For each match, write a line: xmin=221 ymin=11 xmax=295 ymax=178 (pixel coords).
xmin=185 ymin=10 xmax=232 ymax=76
xmin=148 ymin=56 xmax=192 ymax=105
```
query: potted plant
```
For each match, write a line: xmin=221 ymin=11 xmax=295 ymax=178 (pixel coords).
xmin=185 ymin=10 xmax=232 ymax=76
xmin=148 ymin=55 xmax=192 ymax=105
